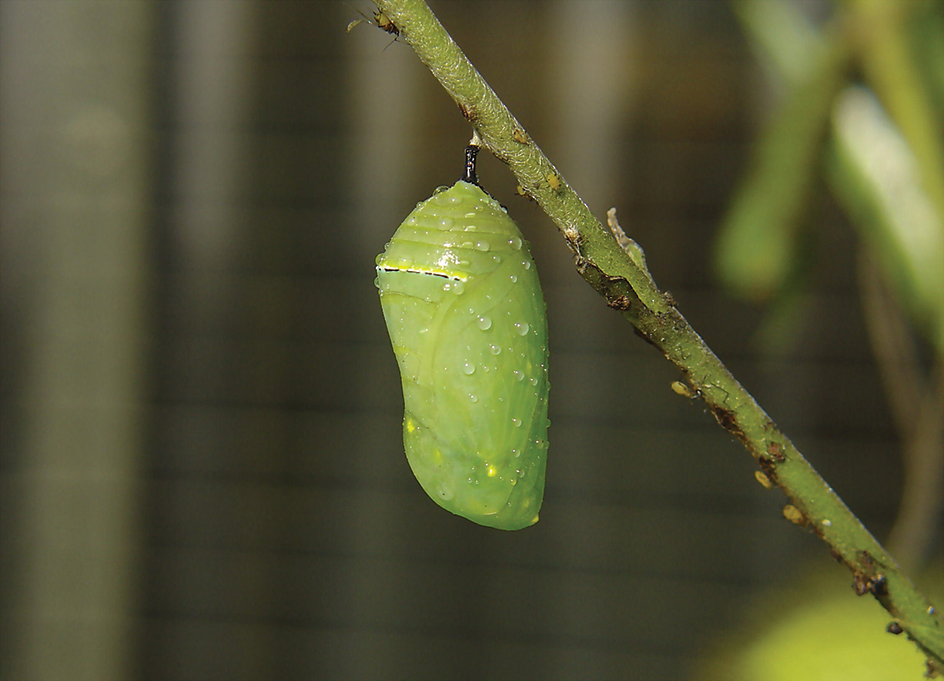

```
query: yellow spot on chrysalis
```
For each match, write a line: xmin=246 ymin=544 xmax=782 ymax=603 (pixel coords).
xmin=671 ymin=381 xmax=694 ymax=398
xmin=547 ymin=173 xmax=561 ymax=192
xmin=754 ymin=470 xmax=774 ymax=490
xmin=406 ymin=417 xmax=417 ymax=434
xmin=487 ymin=466 xmax=497 ymax=477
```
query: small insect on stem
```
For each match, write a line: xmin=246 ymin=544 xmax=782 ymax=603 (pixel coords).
xmin=346 ymin=4 xmax=400 ymax=40
xmin=671 ymin=380 xmax=699 ymax=400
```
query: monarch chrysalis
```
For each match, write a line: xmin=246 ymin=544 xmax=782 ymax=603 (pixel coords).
xmin=375 ymin=148 xmax=549 ymax=530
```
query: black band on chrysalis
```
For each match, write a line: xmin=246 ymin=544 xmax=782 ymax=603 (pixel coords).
xmin=463 ymin=145 xmax=480 ymax=185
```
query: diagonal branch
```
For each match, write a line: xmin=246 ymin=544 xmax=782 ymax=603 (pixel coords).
xmin=368 ymin=0 xmax=944 ymax=668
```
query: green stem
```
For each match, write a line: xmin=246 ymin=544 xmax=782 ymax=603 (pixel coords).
xmin=371 ymin=0 xmax=944 ymax=668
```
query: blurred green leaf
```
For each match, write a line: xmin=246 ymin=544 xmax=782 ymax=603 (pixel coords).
xmin=829 ymin=87 xmax=944 ymax=357
xmin=713 ymin=27 xmax=850 ymax=303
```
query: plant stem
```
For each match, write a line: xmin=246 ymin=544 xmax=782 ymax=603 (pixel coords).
xmin=370 ymin=0 xmax=944 ymax=668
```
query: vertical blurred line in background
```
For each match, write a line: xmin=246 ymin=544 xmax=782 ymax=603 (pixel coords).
xmin=542 ymin=2 xmax=636 ymax=677
xmin=166 ymin=0 xmax=254 ymax=271
xmin=548 ymin=0 xmax=635 ymax=212
xmin=0 ymin=1 xmax=155 ymax=680
xmin=341 ymin=10 xmax=424 ymax=678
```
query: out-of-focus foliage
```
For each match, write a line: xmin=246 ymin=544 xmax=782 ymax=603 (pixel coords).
xmin=694 ymin=558 xmax=944 ymax=681
xmin=829 ymin=87 xmax=944 ymax=357
xmin=715 ymin=0 xmax=944 ymax=357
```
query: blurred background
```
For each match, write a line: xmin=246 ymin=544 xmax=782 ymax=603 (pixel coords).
xmin=1 ymin=1 xmax=941 ymax=680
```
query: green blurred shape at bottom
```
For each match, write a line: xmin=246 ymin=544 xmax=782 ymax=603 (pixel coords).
xmin=694 ymin=558 xmax=942 ymax=681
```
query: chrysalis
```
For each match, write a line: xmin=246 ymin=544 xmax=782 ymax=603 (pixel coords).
xmin=375 ymin=147 xmax=549 ymax=530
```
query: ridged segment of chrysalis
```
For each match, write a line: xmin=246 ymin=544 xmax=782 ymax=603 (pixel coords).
xmin=375 ymin=180 xmax=549 ymax=530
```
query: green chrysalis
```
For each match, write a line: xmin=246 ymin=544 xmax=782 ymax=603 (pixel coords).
xmin=375 ymin=148 xmax=549 ymax=530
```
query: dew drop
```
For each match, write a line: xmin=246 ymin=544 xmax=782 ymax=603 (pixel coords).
xmin=438 ymin=217 xmax=453 ymax=229
xmin=523 ymin=260 xmax=532 ymax=270
xmin=477 ymin=315 xmax=492 ymax=331
xmin=489 ymin=344 xmax=501 ymax=356
xmin=475 ymin=240 xmax=490 ymax=252
xmin=461 ymin=241 xmax=474 ymax=250
xmin=530 ymin=377 xmax=539 ymax=386
xmin=509 ymin=274 xmax=517 ymax=283
xmin=512 ymin=418 xmax=522 ymax=428
xmin=513 ymin=370 xmax=525 ymax=382
xmin=515 ymin=322 xmax=530 ymax=336
xmin=419 ymin=327 xmax=429 ymax=334
xmin=509 ymin=236 xmax=522 ymax=250
xmin=452 ymin=281 xmax=465 ymax=295
xmin=462 ymin=362 xmax=475 ymax=375
xmin=469 ymin=393 xmax=479 ymax=403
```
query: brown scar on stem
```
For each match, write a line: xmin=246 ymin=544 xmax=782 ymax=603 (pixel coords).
xmin=606 ymin=295 xmax=632 ymax=311
xmin=457 ymin=102 xmax=477 ymax=123
xmin=709 ymin=406 xmax=748 ymax=446
xmin=766 ymin=441 xmax=786 ymax=462
xmin=852 ymin=550 xmax=888 ymax=596
xmin=757 ymin=455 xmax=780 ymax=485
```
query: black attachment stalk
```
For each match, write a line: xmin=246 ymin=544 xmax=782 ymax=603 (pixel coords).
xmin=463 ymin=145 xmax=479 ymax=185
